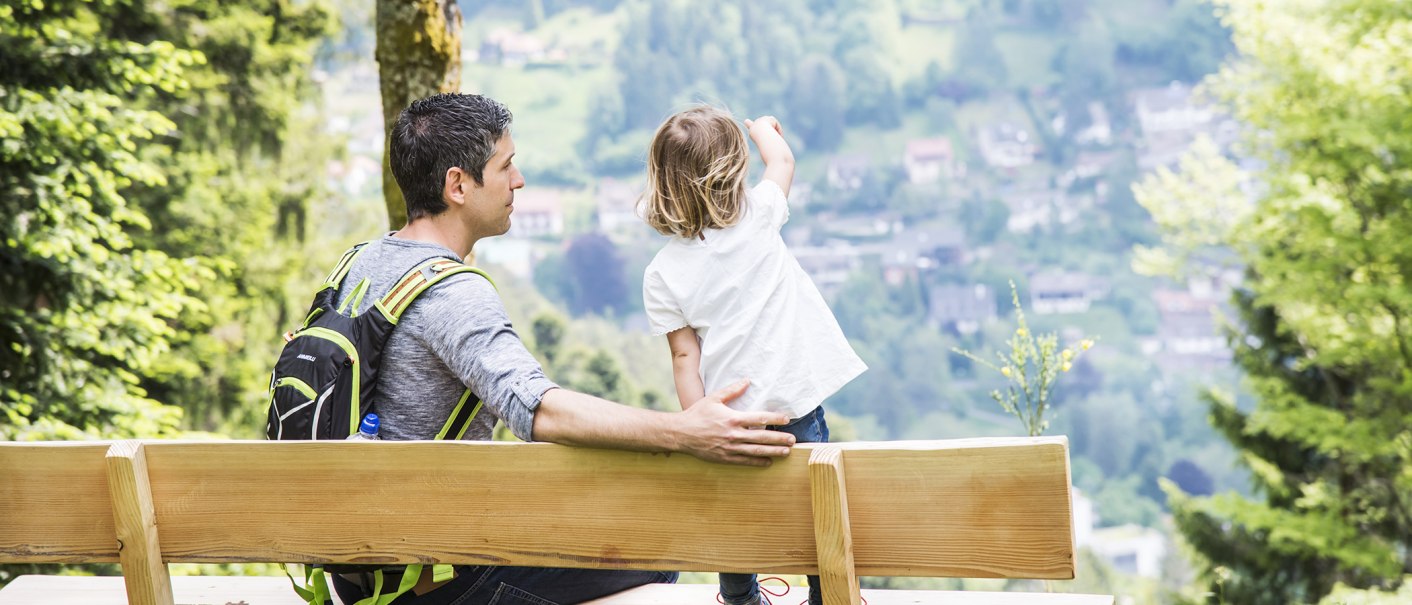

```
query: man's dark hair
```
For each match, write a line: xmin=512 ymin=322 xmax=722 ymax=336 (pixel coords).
xmin=389 ymin=93 xmax=513 ymax=221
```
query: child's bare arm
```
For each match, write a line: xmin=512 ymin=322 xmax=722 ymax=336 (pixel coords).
xmin=665 ymin=327 xmax=707 ymax=409
xmin=745 ymin=116 xmax=795 ymax=197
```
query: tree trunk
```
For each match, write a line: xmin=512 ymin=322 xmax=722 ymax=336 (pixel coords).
xmin=375 ymin=0 xmax=462 ymax=229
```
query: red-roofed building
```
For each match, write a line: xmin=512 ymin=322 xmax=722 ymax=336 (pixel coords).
xmin=903 ymin=137 xmax=958 ymax=184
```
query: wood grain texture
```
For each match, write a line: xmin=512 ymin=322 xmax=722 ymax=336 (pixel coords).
xmin=583 ymin=582 xmax=1115 ymax=605
xmin=133 ymin=437 xmax=1075 ymax=579
xmin=809 ymin=447 xmax=861 ymax=605
xmin=0 ymin=442 xmax=118 ymax=563
xmin=106 ymin=441 xmax=175 ymax=605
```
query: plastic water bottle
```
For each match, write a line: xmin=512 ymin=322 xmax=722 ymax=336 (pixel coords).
xmin=348 ymin=413 xmax=380 ymax=441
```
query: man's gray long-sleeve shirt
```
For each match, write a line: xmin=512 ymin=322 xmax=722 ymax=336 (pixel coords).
xmin=334 ymin=235 xmax=556 ymax=441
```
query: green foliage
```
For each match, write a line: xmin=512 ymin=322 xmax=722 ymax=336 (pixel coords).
xmin=1115 ymin=0 xmax=1232 ymax=82
xmin=1093 ymin=475 xmax=1163 ymax=528
xmin=1 ymin=0 xmax=334 ymax=444
xmin=599 ymin=0 xmax=901 ymax=152
xmin=1 ymin=0 xmax=203 ymax=441
xmin=531 ymin=313 xmax=567 ymax=365
xmin=786 ymin=55 xmax=848 ymax=151
xmin=1136 ymin=0 xmax=1412 ymax=601
xmin=954 ymin=282 xmax=1094 ymax=436
xmin=130 ymin=0 xmax=334 ymax=435
xmin=951 ymin=13 xmax=1009 ymax=97
xmin=523 ymin=310 xmax=665 ymax=411
xmin=1319 ymin=579 xmax=1412 ymax=605
xmin=563 ymin=233 xmax=630 ymax=317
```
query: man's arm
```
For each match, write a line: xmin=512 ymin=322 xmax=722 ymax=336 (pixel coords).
xmin=666 ymin=327 xmax=706 ymax=409
xmin=532 ymin=380 xmax=795 ymax=467
xmin=745 ymin=116 xmax=795 ymax=197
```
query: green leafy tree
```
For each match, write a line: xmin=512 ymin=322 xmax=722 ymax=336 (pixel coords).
xmin=2 ymin=0 xmax=333 ymax=445
xmin=0 ymin=0 xmax=205 ymax=441
xmin=126 ymin=0 xmax=333 ymax=434
xmin=530 ymin=312 xmax=567 ymax=366
xmin=786 ymin=55 xmax=847 ymax=151
xmin=1134 ymin=1 xmax=1412 ymax=602
xmin=952 ymin=13 xmax=1009 ymax=96
xmin=564 ymin=233 xmax=629 ymax=317
xmin=1115 ymin=0 xmax=1232 ymax=82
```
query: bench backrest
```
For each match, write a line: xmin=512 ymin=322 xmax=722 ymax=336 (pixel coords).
xmin=0 ymin=442 xmax=118 ymax=564
xmin=0 ymin=437 xmax=1077 ymax=605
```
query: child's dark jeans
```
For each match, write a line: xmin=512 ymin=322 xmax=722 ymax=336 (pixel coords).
xmin=718 ymin=405 xmax=829 ymax=605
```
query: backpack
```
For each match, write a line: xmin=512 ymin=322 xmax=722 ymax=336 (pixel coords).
xmin=265 ymin=242 xmax=489 ymax=604
xmin=266 ymin=242 xmax=491 ymax=442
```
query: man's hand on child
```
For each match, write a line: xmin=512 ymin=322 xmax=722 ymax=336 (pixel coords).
xmin=675 ymin=379 xmax=795 ymax=467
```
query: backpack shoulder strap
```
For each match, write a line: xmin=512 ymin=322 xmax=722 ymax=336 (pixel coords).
xmin=320 ymin=241 xmax=372 ymax=291
xmin=374 ymin=257 xmax=495 ymax=324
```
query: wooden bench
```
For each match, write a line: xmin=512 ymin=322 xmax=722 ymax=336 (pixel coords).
xmin=0 ymin=437 xmax=1111 ymax=605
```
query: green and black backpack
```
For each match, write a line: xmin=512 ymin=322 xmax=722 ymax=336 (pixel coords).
xmin=265 ymin=242 xmax=491 ymax=604
xmin=266 ymin=242 xmax=491 ymax=442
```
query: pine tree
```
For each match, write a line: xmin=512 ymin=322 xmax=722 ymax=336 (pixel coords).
xmin=1134 ymin=1 xmax=1412 ymax=602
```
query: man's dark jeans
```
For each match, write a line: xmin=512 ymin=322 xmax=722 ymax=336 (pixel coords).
xmin=331 ymin=566 xmax=677 ymax=605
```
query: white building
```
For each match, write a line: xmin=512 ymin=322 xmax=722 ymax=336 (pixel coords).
xmin=1088 ymin=525 xmax=1167 ymax=579
xmin=479 ymin=29 xmax=554 ymax=66
xmin=1071 ymin=489 xmax=1166 ymax=579
xmin=793 ymin=244 xmax=862 ymax=300
xmin=1072 ymin=488 xmax=1095 ymax=549
xmin=927 ymin=284 xmax=995 ymax=335
xmin=826 ymin=154 xmax=870 ymax=191
xmin=903 ymin=137 xmax=958 ymax=185
xmin=507 ymin=188 xmax=566 ymax=238
xmin=1029 ymin=272 xmax=1108 ymax=315
xmin=1075 ymin=101 xmax=1113 ymax=146
xmin=472 ymin=238 xmax=535 ymax=281
xmin=1133 ymin=82 xmax=1214 ymax=138
xmin=1000 ymin=187 xmax=1059 ymax=234
xmin=595 ymin=177 xmax=642 ymax=234
xmin=976 ymin=122 xmax=1039 ymax=169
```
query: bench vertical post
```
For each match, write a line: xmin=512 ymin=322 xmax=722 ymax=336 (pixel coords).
xmin=106 ymin=441 xmax=175 ymax=605
xmin=808 ymin=446 xmax=861 ymax=605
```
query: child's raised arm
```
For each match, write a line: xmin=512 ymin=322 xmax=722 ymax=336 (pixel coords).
xmin=665 ymin=327 xmax=706 ymax=409
xmin=745 ymin=116 xmax=795 ymax=197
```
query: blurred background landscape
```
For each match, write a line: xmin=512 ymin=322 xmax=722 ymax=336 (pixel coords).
xmin=5 ymin=0 xmax=1411 ymax=603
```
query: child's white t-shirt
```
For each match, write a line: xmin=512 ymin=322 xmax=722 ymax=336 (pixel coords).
xmin=642 ymin=180 xmax=867 ymax=419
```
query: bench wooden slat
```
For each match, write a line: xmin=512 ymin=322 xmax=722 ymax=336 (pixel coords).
xmin=107 ymin=441 xmax=175 ymax=605
xmin=843 ymin=442 xmax=1075 ymax=578
xmin=136 ymin=438 xmax=1074 ymax=580
xmin=0 ymin=442 xmax=118 ymax=563
xmin=810 ymin=446 xmax=861 ymax=605
xmin=0 ymin=577 xmax=1117 ymax=605
xmin=583 ymin=582 xmax=1115 ymax=605
xmin=0 ymin=575 xmax=301 ymax=605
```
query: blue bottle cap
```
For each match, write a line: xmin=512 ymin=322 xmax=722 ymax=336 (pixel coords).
xmin=358 ymin=413 xmax=379 ymax=435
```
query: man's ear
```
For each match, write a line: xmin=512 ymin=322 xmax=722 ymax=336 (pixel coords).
xmin=443 ymin=167 xmax=466 ymax=207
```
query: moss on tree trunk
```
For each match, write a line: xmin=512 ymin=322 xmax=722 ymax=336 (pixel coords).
xmin=375 ymin=0 xmax=462 ymax=229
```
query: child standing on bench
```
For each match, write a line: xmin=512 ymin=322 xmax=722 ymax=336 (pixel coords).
xmin=639 ymin=106 xmax=867 ymax=605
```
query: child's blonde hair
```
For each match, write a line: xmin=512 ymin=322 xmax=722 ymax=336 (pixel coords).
xmin=641 ymin=106 xmax=749 ymax=240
